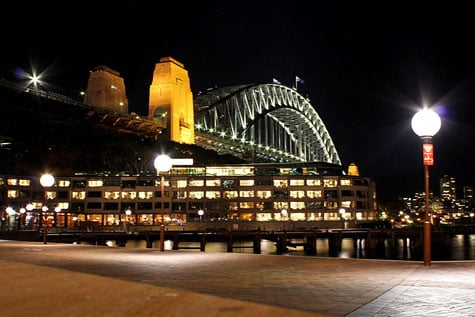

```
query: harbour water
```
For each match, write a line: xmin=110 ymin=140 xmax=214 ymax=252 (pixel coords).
xmin=119 ymin=233 xmax=475 ymax=261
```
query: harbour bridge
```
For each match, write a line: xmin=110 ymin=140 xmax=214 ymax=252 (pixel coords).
xmin=0 ymin=77 xmax=341 ymax=165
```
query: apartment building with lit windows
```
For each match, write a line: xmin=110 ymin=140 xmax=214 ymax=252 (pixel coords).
xmin=0 ymin=162 xmax=377 ymax=230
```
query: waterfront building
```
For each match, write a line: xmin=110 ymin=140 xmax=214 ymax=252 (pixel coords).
xmin=0 ymin=162 xmax=376 ymax=230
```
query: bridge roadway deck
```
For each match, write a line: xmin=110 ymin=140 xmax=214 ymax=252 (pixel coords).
xmin=1 ymin=240 xmax=475 ymax=317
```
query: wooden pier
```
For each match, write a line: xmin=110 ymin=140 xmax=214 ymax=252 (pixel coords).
xmin=5 ymin=226 xmax=465 ymax=258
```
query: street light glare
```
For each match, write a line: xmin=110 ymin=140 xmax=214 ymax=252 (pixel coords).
xmin=40 ymin=173 xmax=55 ymax=187
xmin=154 ymin=154 xmax=173 ymax=173
xmin=411 ymin=108 xmax=441 ymax=137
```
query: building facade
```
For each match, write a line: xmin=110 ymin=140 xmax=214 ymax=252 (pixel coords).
xmin=0 ymin=162 xmax=377 ymax=230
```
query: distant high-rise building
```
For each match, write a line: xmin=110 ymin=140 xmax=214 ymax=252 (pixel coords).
xmin=148 ymin=57 xmax=195 ymax=144
xmin=440 ymin=175 xmax=456 ymax=202
xmin=84 ymin=66 xmax=129 ymax=114
xmin=463 ymin=186 xmax=474 ymax=200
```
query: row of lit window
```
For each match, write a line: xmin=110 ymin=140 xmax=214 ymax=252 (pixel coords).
xmin=33 ymin=211 xmax=374 ymax=226
xmin=13 ymin=200 xmax=362 ymax=213
xmin=4 ymin=177 xmax=354 ymax=188
xmin=7 ymin=189 xmax=367 ymax=200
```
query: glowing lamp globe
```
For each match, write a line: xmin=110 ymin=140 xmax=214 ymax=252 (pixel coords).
xmin=411 ymin=109 xmax=441 ymax=138
xmin=40 ymin=174 xmax=55 ymax=187
xmin=154 ymin=154 xmax=173 ymax=173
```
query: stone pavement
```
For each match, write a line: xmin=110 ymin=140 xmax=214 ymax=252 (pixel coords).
xmin=0 ymin=240 xmax=474 ymax=317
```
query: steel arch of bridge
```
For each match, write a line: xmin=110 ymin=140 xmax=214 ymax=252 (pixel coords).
xmin=194 ymin=83 xmax=341 ymax=164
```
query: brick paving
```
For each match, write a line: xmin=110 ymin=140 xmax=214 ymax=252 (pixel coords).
xmin=0 ymin=240 xmax=474 ymax=316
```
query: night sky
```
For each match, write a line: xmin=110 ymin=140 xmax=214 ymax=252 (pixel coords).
xmin=2 ymin=1 xmax=475 ymax=200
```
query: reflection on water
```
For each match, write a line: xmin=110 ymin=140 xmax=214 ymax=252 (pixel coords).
xmin=114 ymin=234 xmax=475 ymax=261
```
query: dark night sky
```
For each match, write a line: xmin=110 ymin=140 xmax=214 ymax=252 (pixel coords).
xmin=2 ymin=1 xmax=475 ymax=200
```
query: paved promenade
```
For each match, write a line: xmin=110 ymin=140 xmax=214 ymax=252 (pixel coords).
xmin=1 ymin=240 xmax=474 ymax=316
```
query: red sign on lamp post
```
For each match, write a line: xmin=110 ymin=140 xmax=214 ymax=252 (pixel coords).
xmin=423 ymin=143 xmax=434 ymax=166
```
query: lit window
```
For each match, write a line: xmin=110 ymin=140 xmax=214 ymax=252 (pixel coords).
xmin=290 ymin=191 xmax=305 ymax=198
xmin=240 ymin=191 xmax=255 ymax=198
xmin=224 ymin=191 xmax=238 ymax=199
xmin=138 ymin=191 xmax=153 ymax=199
xmin=189 ymin=180 xmax=204 ymax=186
xmin=273 ymin=202 xmax=288 ymax=210
xmin=207 ymin=166 xmax=253 ymax=176
xmin=7 ymin=178 xmax=18 ymax=186
xmin=175 ymin=180 xmax=187 ymax=188
xmin=104 ymin=191 xmax=120 ymax=199
xmin=240 ymin=179 xmax=254 ymax=186
xmin=323 ymin=179 xmax=338 ymax=187
xmin=279 ymin=168 xmax=291 ymax=175
xmin=206 ymin=179 xmax=221 ymax=186
xmin=19 ymin=179 xmax=31 ymax=186
xmin=7 ymin=190 xmax=18 ymax=198
xmin=290 ymin=179 xmax=304 ymax=186
xmin=189 ymin=191 xmax=204 ymax=199
xmin=273 ymin=180 xmax=288 ymax=187
xmin=45 ymin=191 xmax=56 ymax=199
xmin=306 ymin=179 xmax=321 ymax=186
xmin=58 ymin=180 xmax=70 ymax=187
xmin=340 ymin=179 xmax=351 ymax=186
xmin=306 ymin=190 xmax=322 ymax=198
xmin=88 ymin=180 xmax=103 ymax=187
xmin=256 ymin=191 xmax=272 ymax=199
xmin=324 ymin=201 xmax=338 ymax=208
xmin=239 ymin=202 xmax=254 ymax=209
xmin=341 ymin=201 xmax=353 ymax=208
xmin=121 ymin=192 xmax=137 ymax=199
xmin=206 ymin=191 xmax=221 ymax=199
xmin=57 ymin=202 xmax=69 ymax=210
xmin=72 ymin=191 xmax=86 ymax=200
xmin=290 ymin=202 xmax=306 ymax=210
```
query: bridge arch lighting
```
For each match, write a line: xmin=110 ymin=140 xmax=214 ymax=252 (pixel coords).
xmin=194 ymin=83 xmax=341 ymax=164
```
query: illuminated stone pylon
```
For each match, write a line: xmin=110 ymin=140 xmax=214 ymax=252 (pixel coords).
xmin=148 ymin=57 xmax=195 ymax=144
xmin=84 ymin=66 xmax=128 ymax=114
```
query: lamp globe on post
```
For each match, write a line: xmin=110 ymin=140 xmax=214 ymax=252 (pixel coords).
xmin=19 ymin=207 xmax=26 ymax=230
xmin=281 ymin=208 xmax=288 ymax=231
xmin=40 ymin=173 xmax=55 ymax=244
xmin=198 ymin=209 xmax=204 ymax=222
xmin=339 ymin=208 xmax=346 ymax=229
xmin=153 ymin=154 xmax=173 ymax=252
xmin=411 ymin=107 xmax=441 ymax=267
xmin=26 ymin=203 xmax=34 ymax=230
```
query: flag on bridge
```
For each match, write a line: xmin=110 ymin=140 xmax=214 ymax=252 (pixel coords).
xmin=295 ymin=76 xmax=304 ymax=90
xmin=272 ymin=78 xmax=281 ymax=84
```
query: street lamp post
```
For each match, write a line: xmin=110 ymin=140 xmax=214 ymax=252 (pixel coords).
xmin=26 ymin=203 xmax=34 ymax=230
xmin=5 ymin=207 xmax=16 ymax=230
xmin=40 ymin=173 xmax=55 ymax=244
xmin=281 ymin=208 xmax=288 ymax=231
xmin=154 ymin=154 xmax=173 ymax=252
xmin=54 ymin=206 xmax=61 ymax=228
xmin=411 ymin=108 xmax=441 ymax=266
xmin=339 ymin=208 xmax=346 ymax=229
xmin=19 ymin=207 xmax=26 ymax=230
